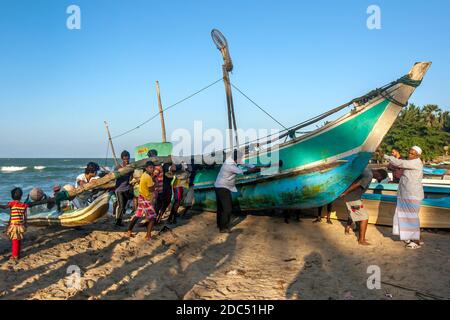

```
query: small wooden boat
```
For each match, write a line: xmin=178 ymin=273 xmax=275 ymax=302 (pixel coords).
xmin=329 ymin=183 xmax=450 ymax=228
xmin=27 ymin=192 xmax=111 ymax=227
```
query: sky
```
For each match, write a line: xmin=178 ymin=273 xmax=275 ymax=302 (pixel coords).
xmin=0 ymin=0 xmax=449 ymax=158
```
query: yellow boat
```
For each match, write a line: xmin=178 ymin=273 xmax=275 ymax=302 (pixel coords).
xmin=27 ymin=192 xmax=111 ymax=227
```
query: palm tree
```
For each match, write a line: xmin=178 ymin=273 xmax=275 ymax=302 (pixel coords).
xmin=441 ymin=111 xmax=450 ymax=133
xmin=422 ymin=104 xmax=441 ymax=128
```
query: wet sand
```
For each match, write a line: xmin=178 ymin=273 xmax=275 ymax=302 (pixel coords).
xmin=1 ymin=212 xmax=449 ymax=300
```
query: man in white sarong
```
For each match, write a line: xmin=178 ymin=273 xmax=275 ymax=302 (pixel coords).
xmin=384 ymin=146 xmax=424 ymax=249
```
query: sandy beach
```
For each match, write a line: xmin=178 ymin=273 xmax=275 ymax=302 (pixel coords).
xmin=1 ymin=212 xmax=449 ymax=300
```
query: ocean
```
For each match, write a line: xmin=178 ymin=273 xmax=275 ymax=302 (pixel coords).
xmin=0 ymin=158 xmax=117 ymax=225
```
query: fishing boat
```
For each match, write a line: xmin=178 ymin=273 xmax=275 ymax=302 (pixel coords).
xmin=423 ymin=167 xmax=448 ymax=177
xmin=190 ymin=61 xmax=432 ymax=213
xmin=131 ymin=33 xmax=433 ymax=215
xmin=39 ymin=30 xmax=433 ymax=227
xmin=26 ymin=192 xmax=111 ymax=227
xmin=329 ymin=183 xmax=450 ymax=228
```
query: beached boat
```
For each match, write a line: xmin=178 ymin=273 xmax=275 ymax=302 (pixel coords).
xmin=69 ymin=32 xmax=433 ymax=225
xmin=423 ymin=167 xmax=448 ymax=176
xmin=65 ymin=50 xmax=432 ymax=224
xmin=26 ymin=192 xmax=111 ymax=227
xmin=329 ymin=183 xmax=450 ymax=228
xmin=191 ymin=62 xmax=432 ymax=212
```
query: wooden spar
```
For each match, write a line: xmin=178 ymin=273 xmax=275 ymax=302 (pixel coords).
xmin=67 ymin=156 xmax=172 ymax=197
xmin=155 ymin=81 xmax=167 ymax=143
xmin=104 ymin=121 xmax=120 ymax=167
xmin=63 ymin=152 xmax=232 ymax=200
xmin=66 ymin=151 xmax=241 ymax=198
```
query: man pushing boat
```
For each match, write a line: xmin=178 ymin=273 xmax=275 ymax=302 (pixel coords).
xmin=383 ymin=146 xmax=425 ymax=249
xmin=126 ymin=161 xmax=158 ymax=240
xmin=339 ymin=168 xmax=387 ymax=245
xmin=214 ymin=150 xmax=267 ymax=233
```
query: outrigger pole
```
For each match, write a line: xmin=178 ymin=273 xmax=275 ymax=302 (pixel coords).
xmin=155 ymin=81 xmax=167 ymax=143
xmin=104 ymin=121 xmax=120 ymax=167
xmin=211 ymin=29 xmax=239 ymax=152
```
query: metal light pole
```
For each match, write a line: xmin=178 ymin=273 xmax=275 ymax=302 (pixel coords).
xmin=211 ymin=29 xmax=239 ymax=152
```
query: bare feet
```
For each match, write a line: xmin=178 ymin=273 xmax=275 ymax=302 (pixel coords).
xmin=125 ymin=231 xmax=135 ymax=238
xmin=313 ymin=218 xmax=322 ymax=223
xmin=358 ymin=240 xmax=371 ymax=246
xmin=345 ymin=226 xmax=352 ymax=235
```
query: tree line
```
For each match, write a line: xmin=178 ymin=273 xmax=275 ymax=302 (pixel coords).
xmin=379 ymin=104 xmax=450 ymax=162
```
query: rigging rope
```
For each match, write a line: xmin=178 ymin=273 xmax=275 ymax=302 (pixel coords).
xmin=235 ymin=73 xmax=412 ymax=149
xmin=111 ymin=77 xmax=224 ymax=139
xmin=231 ymin=83 xmax=288 ymax=130
xmin=109 ymin=72 xmax=418 ymax=147
xmin=398 ymin=75 xmax=422 ymax=88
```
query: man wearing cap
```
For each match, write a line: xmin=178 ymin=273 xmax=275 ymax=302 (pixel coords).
xmin=384 ymin=146 xmax=424 ymax=249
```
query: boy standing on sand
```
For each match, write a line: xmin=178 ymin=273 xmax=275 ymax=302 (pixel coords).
xmin=0 ymin=188 xmax=28 ymax=261
xmin=126 ymin=161 xmax=157 ymax=240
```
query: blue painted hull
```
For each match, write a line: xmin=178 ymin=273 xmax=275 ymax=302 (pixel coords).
xmin=194 ymin=152 xmax=373 ymax=211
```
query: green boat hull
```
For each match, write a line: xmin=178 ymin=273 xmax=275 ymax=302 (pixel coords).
xmin=190 ymin=62 xmax=431 ymax=211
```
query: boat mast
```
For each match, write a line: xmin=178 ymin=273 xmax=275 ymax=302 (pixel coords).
xmin=155 ymin=80 xmax=167 ymax=143
xmin=104 ymin=121 xmax=120 ymax=167
xmin=211 ymin=29 xmax=239 ymax=152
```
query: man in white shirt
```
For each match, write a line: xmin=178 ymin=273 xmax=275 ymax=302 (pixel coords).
xmin=214 ymin=150 xmax=260 ymax=233
xmin=383 ymin=146 xmax=424 ymax=249
xmin=73 ymin=162 xmax=100 ymax=209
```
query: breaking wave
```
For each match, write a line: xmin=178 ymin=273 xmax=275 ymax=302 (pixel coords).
xmin=1 ymin=166 xmax=27 ymax=172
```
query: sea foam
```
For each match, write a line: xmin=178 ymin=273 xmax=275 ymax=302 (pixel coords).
xmin=1 ymin=166 xmax=27 ymax=172
xmin=34 ymin=166 xmax=46 ymax=170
